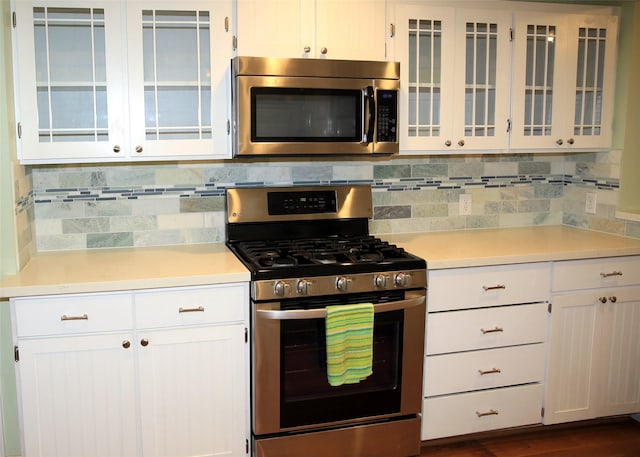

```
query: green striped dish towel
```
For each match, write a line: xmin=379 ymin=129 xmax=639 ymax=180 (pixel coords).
xmin=325 ymin=303 xmax=374 ymax=387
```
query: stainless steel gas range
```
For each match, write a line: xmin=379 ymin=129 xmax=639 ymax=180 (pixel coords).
xmin=225 ymin=184 xmax=426 ymax=457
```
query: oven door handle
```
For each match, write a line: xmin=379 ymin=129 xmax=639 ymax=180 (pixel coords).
xmin=255 ymin=296 xmax=425 ymax=320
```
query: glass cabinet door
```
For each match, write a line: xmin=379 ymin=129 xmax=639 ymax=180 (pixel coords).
xmin=454 ymin=9 xmax=511 ymax=150
xmin=14 ymin=1 xmax=126 ymax=163
xmin=126 ymin=1 xmax=233 ymax=159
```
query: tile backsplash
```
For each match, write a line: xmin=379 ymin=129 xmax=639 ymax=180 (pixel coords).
xmin=18 ymin=150 xmax=639 ymax=253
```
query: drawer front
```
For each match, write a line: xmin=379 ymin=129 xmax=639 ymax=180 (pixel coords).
xmin=421 ymin=383 xmax=543 ymax=440
xmin=428 ymin=263 xmax=551 ymax=312
xmin=426 ymin=302 xmax=548 ymax=355
xmin=553 ymin=256 xmax=640 ymax=291
xmin=135 ymin=283 xmax=249 ymax=328
xmin=424 ymin=343 xmax=546 ymax=396
xmin=12 ymin=293 xmax=133 ymax=337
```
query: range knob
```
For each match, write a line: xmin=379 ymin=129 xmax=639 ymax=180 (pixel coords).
xmin=297 ymin=279 xmax=312 ymax=295
xmin=394 ymin=272 xmax=411 ymax=288
xmin=374 ymin=274 xmax=389 ymax=289
xmin=336 ymin=276 xmax=351 ymax=292
xmin=274 ymin=280 xmax=289 ymax=297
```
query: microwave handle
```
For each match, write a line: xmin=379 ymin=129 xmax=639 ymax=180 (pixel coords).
xmin=362 ymin=86 xmax=375 ymax=144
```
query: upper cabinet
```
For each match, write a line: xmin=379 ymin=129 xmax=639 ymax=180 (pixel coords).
xmin=511 ymin=12 xmax=618 ymax=150
xmin=13 ymin=0 xmax=234 ymax=164
xmin=236 ymin=0 xmax=387 ymax=61
xmin=388 ymin=1 xmax=619 ymax=154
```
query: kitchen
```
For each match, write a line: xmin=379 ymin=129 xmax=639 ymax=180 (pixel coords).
xmin=1 ymin=0 xmax=640 ymax=456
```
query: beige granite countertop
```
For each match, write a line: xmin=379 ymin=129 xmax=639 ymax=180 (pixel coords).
xmin=3 ymin=226 xmax=640 ymax=298
xmin=0 ymin=243 xmax=250 ymax=298
xmin=384 ymin=226 xmax=640 ymax=269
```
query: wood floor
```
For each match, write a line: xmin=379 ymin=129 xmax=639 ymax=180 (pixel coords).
xmin=420 ymin=417 xmax=640 ymax=457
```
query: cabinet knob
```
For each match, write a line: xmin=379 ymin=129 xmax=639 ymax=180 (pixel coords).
xmin=135 ymin=145 xmax=143 ymax=153
xmin=444 ymin=140 xmax=452 ymax=147
xmin=122 ymin=340 xmax=131 ymax=349
xmin=320 ymin=47 xmax=328 ymax=55
xmin=140 ymin=338 xmax=149 ymax=347
xmin=609 ymin=296 xmax=617 ymax=303
xmin=304 ymin=46 xmax=311 ymax=53
xmin=556 ymin=139 xmax=563 ymax=145
xmin=457 ymin=139 xmax=465 ymax=147
xmin=599 ymin=296 xmax=607 ymax=303
xmin=113 ymin=145 xmax=121 ymax=153
xmin=567 ymin=138 xmax=575 ymax=145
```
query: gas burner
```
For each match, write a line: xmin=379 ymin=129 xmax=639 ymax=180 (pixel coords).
xmin=309 ymin=253 xmax=338 ymax=264
xmin=259 ymin=255 xmax=297 ymax=268
xmin=356 ymin=252 xmax=384 ymax=262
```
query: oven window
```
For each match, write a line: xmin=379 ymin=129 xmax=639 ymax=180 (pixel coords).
xmin=280 ymin=310 xmax=403 ymax=428
xmin=251 ymin=88 xmax=361 ymax=142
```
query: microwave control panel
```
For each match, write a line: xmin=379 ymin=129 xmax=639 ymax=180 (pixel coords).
xmin=376 ymin=90 xmax=398 ymax=143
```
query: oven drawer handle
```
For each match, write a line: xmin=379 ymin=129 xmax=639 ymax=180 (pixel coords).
xmin=256 ymin=296 xmax=425 ymax=320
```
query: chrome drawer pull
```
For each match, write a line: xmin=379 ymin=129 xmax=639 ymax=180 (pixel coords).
xmin=482 ymin=284 xmax=506 ymax=291
xmin=60 ymin=314 xmax=88 ymax=321
xmin=480 ymin=326 xmax=504 ymax=334
xmin=600 ymin=271 xmax=623 ymax=278
xmin=476 ymin=409 xmax=499 ymax=418
xmin=178 ymin=306 xmax=205 ymax=313
xmin=478 ymin=368 xmax=501 ymax=376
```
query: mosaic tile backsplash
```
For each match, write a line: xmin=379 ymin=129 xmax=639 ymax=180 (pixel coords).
xmin=20 ymin=150 xmax=639 ymax=252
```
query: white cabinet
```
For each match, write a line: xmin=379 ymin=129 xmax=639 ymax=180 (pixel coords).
xmin=11 ymin=283 xmax=250 ymax=457
xmin=389 ymin=2 xmax=512 ymax=153
xmin=422 ymin=262 xmax=550 ymax=440
xmin=13 ymin=0 xmax=233 ymax=164
xmin=388 ymin=1 xmax=618 ymax=154
xmin=511 ymin=12 xmax=618 ymax=150
xmin=544 ymin=256 xmax=640 ymax=425
xmin=236 ymin=0 xmax=387 ymax=61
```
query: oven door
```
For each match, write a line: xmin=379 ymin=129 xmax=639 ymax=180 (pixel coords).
xmin=252 ymin=289 xmax=425 ymax=435
xmin=234 ymin=75 xmax=399 ymax=156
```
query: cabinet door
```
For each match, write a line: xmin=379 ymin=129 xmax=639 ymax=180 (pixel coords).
xmin=544 ymin=291 xmax=604 ymax=425
xmin=560 ymin=14 xmax=618 ymax=150
xmin=391 ymin=4 xmax=456 ymax=152
xmin=137 ymin=325 xmax=247 ymax=457
xmin=125 ymin=1 xmax=233 ymax=159
xmin=511 ymin=12 xmax=569 ymax=149
xmin=453 ymin=9 xmax=511 ymax=151
xmin=600 ymin=287 xmax=640 ymax=417
xmin=17 ymin=333 xmax=138 ymax=457
xmin=13 ymin=1 xmax=127 ymax=163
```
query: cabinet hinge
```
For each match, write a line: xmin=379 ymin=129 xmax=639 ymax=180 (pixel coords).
xmin=17 ymin=122 xmax=22 ymax=139
xmin=14 ymin=345 xmax=19 ymax=362
xmin=245 ymin=438 xmax=249 ymax=454
xmin=507 ymin=118 xmax=511 ymax=133
xmin=541 ymin=407 xmax=545 ymax=417
xmin=509 ymin=27 xmax=513 ymax=41
xmin=227 ymin=120 xmax=231 ymax=135
xmin=232 ymin=35 xmax=237 ymax=51
xmin=12 ymin=11 xmax=17 ymax=28
xmin=244 ymin=327 xmax=248 ymax=343
xmin=548 ymin=302 xmax=553 ymax=313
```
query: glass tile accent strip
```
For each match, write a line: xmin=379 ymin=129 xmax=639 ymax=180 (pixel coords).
xmin=33 ymin=7 xmax=108 ymax=143
xmin=465 ymin=22 xmax=497 ymax=137
xmin=524 ymin=24 xmax=556 ymax=137
xmin=142 ymin=10 xmax=212 ymax=141
xmin=574 ymin=27 xmax=606 ymax=136
xmin=407 ymin=19 xmax=442 ymax=137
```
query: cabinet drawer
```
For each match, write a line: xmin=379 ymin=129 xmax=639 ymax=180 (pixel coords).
xmin=428 ymin=263 xmax=550 ymax=311
xmin=421 ymin=383 xmax=543 ymax=440
xmin=424 ymin=343 xmax=545 ymax=397
xmin=135 ymin=284 xmax=248 ymax=328
xmin=552 ymin=256 xmax=640 ymax=291
xmin=426 ymin=302 xmax=547 ymax=355
xmin=12 ymin=293 xmax=133 ymax=337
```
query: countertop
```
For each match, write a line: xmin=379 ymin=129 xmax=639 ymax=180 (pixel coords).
xmin=0 ymin=243 xmax=250 ymax=298
xmin=384 ymin=226 xmax=640 ymax=269
xmin=3 ymin=226 xmax=640 ymax=298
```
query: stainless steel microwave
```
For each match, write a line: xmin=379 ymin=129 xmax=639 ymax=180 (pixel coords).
xmin=231 ymin=56 xmax=400 ymax=157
